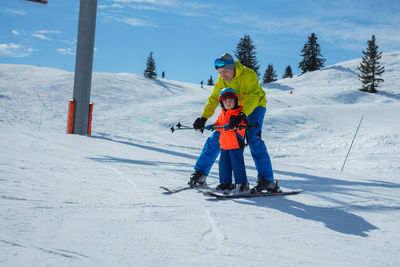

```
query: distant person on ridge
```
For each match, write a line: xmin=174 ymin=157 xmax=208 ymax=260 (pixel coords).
xmin=189 ymin=52 xmax=280 ymax=193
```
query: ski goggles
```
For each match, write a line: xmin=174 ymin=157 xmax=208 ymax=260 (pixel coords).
xmin=219 ymin=92 xmax=237 ymax=101
xmin=214 ymin=58 xmax=234 ymax=69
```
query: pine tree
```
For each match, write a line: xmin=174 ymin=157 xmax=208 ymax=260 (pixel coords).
xmin=299 ymin=33 xmax=326 ymax=74
xmin=262 ymin=64 xmax=277 ymax=83
xmin=357 ymin=35 xmax=385 ymax=93
xmin=207 ymin=75 xmax=214 ymax=86
xmin=282 ymin=65 xmax=293 ymax=79
xmin=144 ymin=51 xmax=157 ymax=79
xmin=234 ymin=34 xmax=260 ymax=77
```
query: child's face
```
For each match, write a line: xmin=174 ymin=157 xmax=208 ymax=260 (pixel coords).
xmin=222 ymin=98 xmax=235 ymax=110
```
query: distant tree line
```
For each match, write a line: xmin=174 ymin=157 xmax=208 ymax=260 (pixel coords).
xmin=232 ymin=33 xmax=326 ymax=82
xmin=144 ymin=33 xmax=384 ymax=93
xmin=232 ymin=33 xmax=384 ymax=93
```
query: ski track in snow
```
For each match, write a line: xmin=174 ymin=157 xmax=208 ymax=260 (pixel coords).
xmin=107 ymin=165 xmax=145 ymax=205
xmin=202 ymin=208 xmax=226 ymax=250
xmin=0 ymin=239 xmax=89 ymax=260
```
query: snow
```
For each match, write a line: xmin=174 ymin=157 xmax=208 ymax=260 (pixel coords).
xmin=1 ymin=51 xmax=400 ymax=266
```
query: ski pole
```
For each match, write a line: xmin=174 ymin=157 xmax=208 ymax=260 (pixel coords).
xmin=170 ymin=122 xmax=193 ymax=133
xmin=170 ymin=122 xmax=258 ymax=133
xmin=341 ymin=115 xmax=364 ymax=172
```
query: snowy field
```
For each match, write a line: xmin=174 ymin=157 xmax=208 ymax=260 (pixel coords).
xmin=1 ymin=51 xmax=400 ymax=266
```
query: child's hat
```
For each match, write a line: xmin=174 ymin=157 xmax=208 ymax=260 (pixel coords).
xmin=219 ymin=87 xmax=237 ymax=101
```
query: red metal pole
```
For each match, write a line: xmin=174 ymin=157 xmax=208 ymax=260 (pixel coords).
xmin=87 ymin=102 xmax=94 ymax=135
xmin=66 ymin=99 xmax=75 ymax=134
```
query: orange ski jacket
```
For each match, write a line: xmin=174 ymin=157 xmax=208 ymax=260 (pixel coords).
xmin=214 ymin=106 xmax=247 ymax=150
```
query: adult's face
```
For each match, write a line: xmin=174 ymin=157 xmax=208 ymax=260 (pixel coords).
xmin=217 ymin=68 xmax=235 ymax=82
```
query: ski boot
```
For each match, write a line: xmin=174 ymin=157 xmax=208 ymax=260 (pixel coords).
xmin=215 ymin=183 xmax=235 ymax=191
xmin=188 ymin=170 xmax=206 ymax=187
xmin=231 ymin=182 xmax=250 ymax=194
xmin=251 ymin=178 xmax=281 ymax=193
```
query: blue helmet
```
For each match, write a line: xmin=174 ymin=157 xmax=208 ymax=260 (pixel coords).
xmin=219 ymin=87 xmax=237 ymax=101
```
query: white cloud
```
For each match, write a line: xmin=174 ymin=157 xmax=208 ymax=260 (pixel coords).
xmin=12 ymin=30 xmax=21 ymax=36
xmin=36 ymin=30 xmax=62 ymax=34
xmin=31 ymin=30 xmax=62 ymax=41
xmin=114 ymin=0 xmax=165 ymax=4
xmin=0 ymin=43 xmax=34 ymax=58
xmin=98 ymin=3 xmax=124 ymax=9
xmin=112 ymin=0 xmax=209 ymax=9
xmin=32 ymin=33 xmax=51 ymax=40
xmin=114 ymin=16 xmax=157 ymax=27
xmin=100 ymin=10 xmax=158 ymax=27
xmin=2 ymin=7 xmax=27 ymax=16
xmin=102 ymin=0 xmax=209 ymax=18
xmin=216 ymin=6 xmax=400 ymax=53
xmin=57 ymin=48 xmax=75 ymax=56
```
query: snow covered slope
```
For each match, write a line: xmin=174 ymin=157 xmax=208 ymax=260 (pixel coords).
xmin=1 ymin=51 xmax=399 ymax=266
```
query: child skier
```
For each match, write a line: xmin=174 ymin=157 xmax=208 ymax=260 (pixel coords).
xmin=206 ymin=88 xmax=249 ymax=193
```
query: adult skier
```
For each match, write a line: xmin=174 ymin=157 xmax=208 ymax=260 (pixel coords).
xmin=189 ymin=52 xmax=280 ymax=193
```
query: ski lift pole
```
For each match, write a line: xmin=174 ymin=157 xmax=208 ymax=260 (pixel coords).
xmin=71 ymin=0 xmax=97 ymax=135
xmin=341 ymin=115 xmax=364 ymax=172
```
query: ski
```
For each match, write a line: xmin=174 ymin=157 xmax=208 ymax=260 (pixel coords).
xmin=160 ymin=184 xmax=209 ymax=194
xmin=203 ymin=189 xmax=302 ymax=199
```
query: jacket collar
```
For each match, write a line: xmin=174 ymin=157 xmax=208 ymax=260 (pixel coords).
xmin=222 ymin=106 xmax=243 ymax=114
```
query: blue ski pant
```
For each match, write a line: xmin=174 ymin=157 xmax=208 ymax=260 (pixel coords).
xmin=194 ymin=106 xmax=274 ymax=181
xmin=219 ymin=148 xmax=247 ymax=184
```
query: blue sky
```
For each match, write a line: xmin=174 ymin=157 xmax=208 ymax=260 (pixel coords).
xmin=1 ymin=0 xmax=400 ymax=84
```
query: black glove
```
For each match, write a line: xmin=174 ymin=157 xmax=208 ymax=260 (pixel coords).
xmin=193 ymin=117 xmax=207 ymax=133
xmin=228 ymin=113 xmax=246 ymax=129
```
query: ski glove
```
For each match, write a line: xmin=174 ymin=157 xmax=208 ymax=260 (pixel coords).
xmin=228 ymin=112 xmax=246 ymax=129
xmin=193 ymin=117 xmax=207 ymax=133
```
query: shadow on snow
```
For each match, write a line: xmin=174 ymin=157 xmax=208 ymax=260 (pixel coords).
xmin=89 ymin=134 xmax=400 ymax=237
xmin=90 ymin=134 xmax=198 ymax=161
xmin=88 ymin=155 xmax=192 ymax=169
xmin=233 ymin=197 xmax=378 ymax=237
